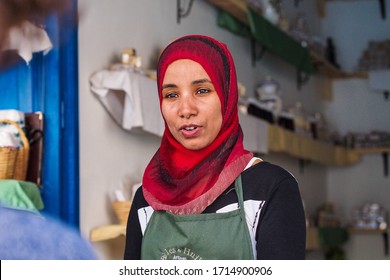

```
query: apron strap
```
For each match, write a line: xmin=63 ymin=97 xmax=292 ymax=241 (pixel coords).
xmin=234 ymin=176 xmax=246 ymax=219
xmin=234 ymin=175 xmax=255 ymax=259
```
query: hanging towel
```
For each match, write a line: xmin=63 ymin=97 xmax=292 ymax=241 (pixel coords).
xmin=89 ymin=69 xmax=144 ymax=130
xmin=137 ymin=74 xmax=165 ymax=137
xmin=2 ymin=21 xmax=52 ymax=64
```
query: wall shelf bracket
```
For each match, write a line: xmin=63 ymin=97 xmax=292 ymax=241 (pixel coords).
xmin=297 ymin=70 xmax=310 ymax=90
xmin=383 ymin=231 xmax=389 ymax=255
xmin=384 ymin=90 xmax=389 ymax=100
xmin=382 ymin=152 xmax=388 ymax=177
xmin=379 ymin=0 xmax=386 ymax=19
xmin=177 ymin=0 xmax=195 ymax=24
xmin=251 ymin=38 xmax=266 ymax=67
xmin=298 ymin=158 xmax=311 ymax=174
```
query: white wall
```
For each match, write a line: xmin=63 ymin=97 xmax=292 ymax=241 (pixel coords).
xmin=321 ymin=1 xmax=390 ymax=73
xmin=78 ymin=0 xmax=389 ymax=260
xmin=321 ymin=1 xmax=390 ymax=260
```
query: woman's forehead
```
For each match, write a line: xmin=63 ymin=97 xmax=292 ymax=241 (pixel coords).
xmin=164 ymin=59 xmax=208 ymax=76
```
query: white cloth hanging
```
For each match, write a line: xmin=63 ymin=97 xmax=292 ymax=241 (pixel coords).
xmin=2 ymin=21 xmax=52 ymax=64
xmin=137 ymin=74 xmax=165 ymax=137
xmin=89 ymin=68 xmax=164 ymax=136
xmin=90 ymin=68 xmax=144 ymax=130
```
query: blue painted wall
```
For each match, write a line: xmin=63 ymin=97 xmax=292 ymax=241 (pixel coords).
xmin=0 ymin=2 xmax=79 ymax=227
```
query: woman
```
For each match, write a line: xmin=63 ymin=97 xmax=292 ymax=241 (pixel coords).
xmin=124 ymin=35 xmax=306 ymax=260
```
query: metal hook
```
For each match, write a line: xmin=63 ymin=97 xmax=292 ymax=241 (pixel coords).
xmin=177 ymin=0 xmax=195 ymax=24
xmin=28 ymin=129 xmax=44 ymax=145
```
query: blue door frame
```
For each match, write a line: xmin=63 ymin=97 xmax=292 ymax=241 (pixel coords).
xmin=0 ymin=0 xmax=79 ymax=228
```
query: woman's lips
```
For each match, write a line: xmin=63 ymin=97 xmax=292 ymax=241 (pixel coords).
xmin=180 ymin=125 xmax=201 ymax=138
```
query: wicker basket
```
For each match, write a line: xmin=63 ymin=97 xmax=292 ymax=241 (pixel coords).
xmin=0 ymin=119 xmax=30 ymax=181
xmin=112 ymin=200 xmax=132 ymax=225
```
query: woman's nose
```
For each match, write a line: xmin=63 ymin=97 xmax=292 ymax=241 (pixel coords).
xmin=178 ymin=94 xmax=197 ymax=119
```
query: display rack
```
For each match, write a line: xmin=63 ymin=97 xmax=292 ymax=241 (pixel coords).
xmin=207 ymin=0 xmax=368 ymax=80
xmin=267 ymin=125 xmax=362 ymax=166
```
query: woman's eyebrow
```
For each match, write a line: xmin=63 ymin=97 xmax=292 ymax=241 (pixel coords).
xmin=162 ymin=83 xmax=177 ymax=90
xmin=192 ymin=79 xmax=212 ymax=85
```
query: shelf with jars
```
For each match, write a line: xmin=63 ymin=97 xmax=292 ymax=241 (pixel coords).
xmin=267 ymin=124 xmax=362 ymax=166
xmin=348 ymin=202 xmax=389 ymax=255
xmin=239 ymin=80 xmax=390 ymax=172
xmin=268 ymin=123 xmax=390 ymax=175
xmin=239 ymin=79 xmax=364 ymax=167
xmin=342 ymin=131 xmax=390 ymax=176
xmin=206 ymin=0 xmax=367 ymax=82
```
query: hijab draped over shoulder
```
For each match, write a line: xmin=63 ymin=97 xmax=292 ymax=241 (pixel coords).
xmin=142 ymin=35 xmax=253 ymax=214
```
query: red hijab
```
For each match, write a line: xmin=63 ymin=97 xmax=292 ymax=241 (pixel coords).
xmin=142 ymin=35 xmax=253 ymax=214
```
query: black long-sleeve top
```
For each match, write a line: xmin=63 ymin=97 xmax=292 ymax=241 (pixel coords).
xmin=124 ymin=161 xmax=306 ymax=260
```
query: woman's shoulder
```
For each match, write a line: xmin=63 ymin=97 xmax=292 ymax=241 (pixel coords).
xmin=132 ymin=186 xmax=150 ymax=209
xmin=243 ymin=161 xmax=296 ymax=181
xmin=241 ymin=161 xmax=298 ymax=195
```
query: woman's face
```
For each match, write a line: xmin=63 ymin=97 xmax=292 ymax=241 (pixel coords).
xmin=161 ymin=59 xmax=222 ymax=150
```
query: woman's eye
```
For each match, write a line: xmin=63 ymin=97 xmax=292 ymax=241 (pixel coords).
xmin=164 ymin=92 xmax=178 ymax=99
xmin=196 ymin=88 xmax=210 ymax=95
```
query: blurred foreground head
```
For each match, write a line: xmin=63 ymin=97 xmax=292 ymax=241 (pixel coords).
xmin=0 ymin=0 xmax=70 ymax=69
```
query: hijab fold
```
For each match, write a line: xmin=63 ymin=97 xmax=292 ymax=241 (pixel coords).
xmin=142 ymin=35 xmax=253 ymax=215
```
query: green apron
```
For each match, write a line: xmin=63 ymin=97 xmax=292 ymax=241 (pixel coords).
xmin=141 ymin=176 xmax=254 ymax=260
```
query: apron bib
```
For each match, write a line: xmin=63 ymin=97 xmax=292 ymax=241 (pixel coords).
xmin=141 ymin=176 xmax=254 ymax=260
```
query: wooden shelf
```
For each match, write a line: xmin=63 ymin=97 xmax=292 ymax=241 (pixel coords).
xmin=90 ymin=224 xmax=126 ymax=242
xmin=267 ymin=125 xmax=362 ymax=166
xmin=348 ymin=227 xmax=388 ymax=235
xmin=206 ymin=0 xmax=249 ymax=24
xmin=90 ymin=201 xmax=130 ymax=242
xmin=207 ymin=0 xmax=368 ymax=80
xmin=353 ymin=147 xmax=390 ymax=155
xmin=310 ymin=51 xmax=368 ymax=79
xmin=266 ymin=124 xmax=390 ymax=176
